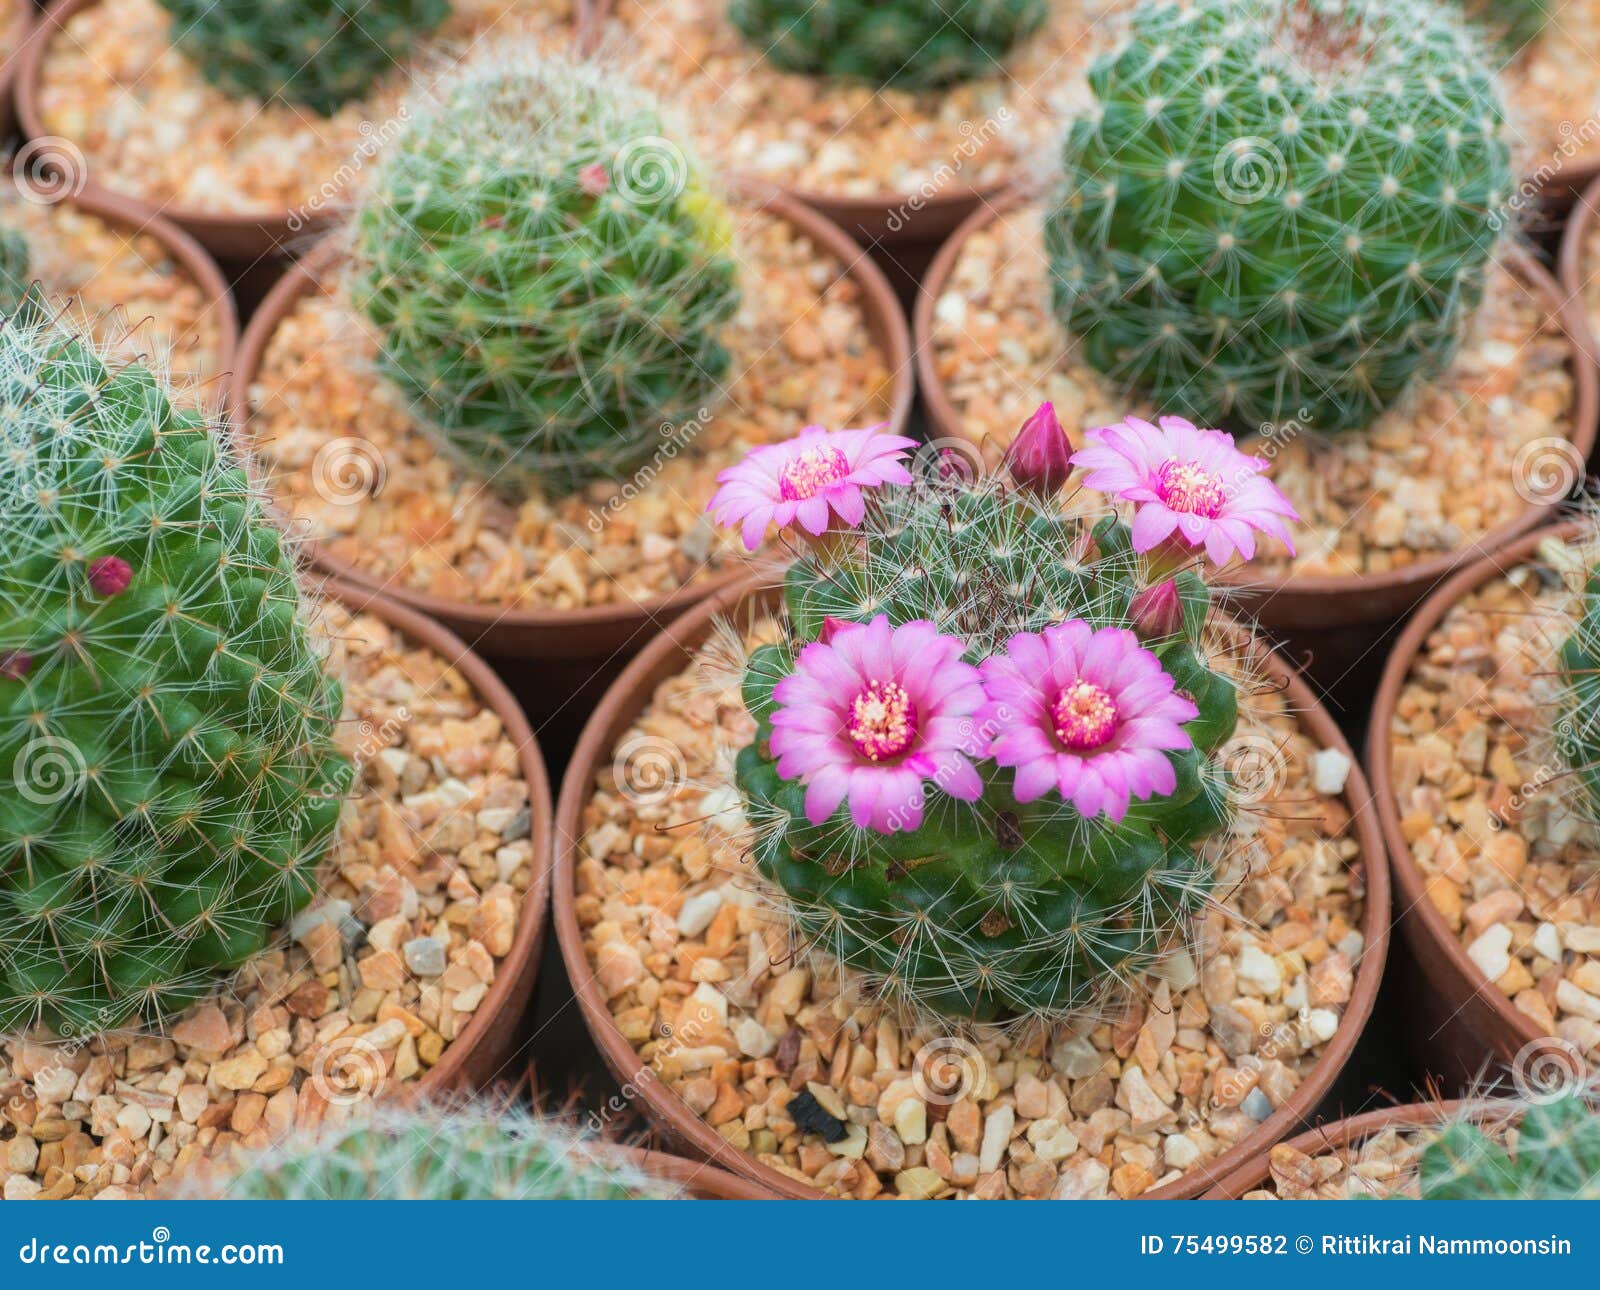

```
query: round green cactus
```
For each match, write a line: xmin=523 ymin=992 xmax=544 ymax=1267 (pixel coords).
xmin=736 ymin=475 xmax=1239 ymax=1024
xmin=1046 ymin=0 xmax=1511 ymax=436
xmin=0 ymin=313 xmax=351 ymax=1037
xmin=187 ymin=1103 xmax=682 ymax=1200
xmin=349 ymin=57 xmax=742 ymax=497
xmin=1420 ymin=1089 xmax=1600 ymax=1200
xmin=728 ymin=0 xmax=1048 ymax=89
xmin=0 ymin=229 xmax=32 ymax=318
xmin=1556 ymin=559 xmax=1600 ymax=830
xmin=1459 ymin=0 xmax=1547 ymax=55
xmin=154 ymin=0 xmax=451 ymax=116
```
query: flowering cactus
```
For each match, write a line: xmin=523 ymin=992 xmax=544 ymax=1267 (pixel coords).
xmin=709 ymin=410 xmax=1296 ymax=1022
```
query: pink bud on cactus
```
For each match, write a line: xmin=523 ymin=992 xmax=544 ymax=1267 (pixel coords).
xmin=579 ymin=163 xmax=609 ymax=196
xmin=819 ymin=616 xmax=857 ymax=645
xmin=0 ymin=651 xmax=31 ymax=680
xmin=88 ymin=556 xmax=133 ymax=598
xmin=1003 ymin=402 xmax=1074 ymax=497
xmin=1128 ymin=580 xmax=1185 ymax=640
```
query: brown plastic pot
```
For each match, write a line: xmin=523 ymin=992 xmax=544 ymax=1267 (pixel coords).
xmin=229 ymin=192 xmax=913 ymax=665
xmin=0 ymin=0 xmax=38 ymax=141
xmin=1365 ymin=520 xmax=1592 ymax=1087
xmin=1202 ymin=1099 xmax=1483 ymax=1199
xmin=323 ymin=576 xmax=553 ymax=1093
xmin=915 ymin=192 xmax=1600 ymax=686
xmin=552 ymin=574 xmax=1391 ymax=1199
xmin=577 ymin=0 xmax=1010 ymax=251
xmin=613 ymin=1146 xmax=777 ymax=1199
xmin=1558 ymin=172 xmax=1600 ymax=372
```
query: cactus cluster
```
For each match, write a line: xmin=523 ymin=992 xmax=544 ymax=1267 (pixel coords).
xmin=349 ymin=57 xmax=741 ymax=497
xmin=185 ymin=1103 xmax=682 ymax=1200
xmin=728 ymin=0 xmax=1048 ymax=90
xmin=1419 ymin=1090 xmax=1600 ymax=1200
xmin=1046 ymin=0 xmax=1511 ymax=436
xmin=1554 ymin=557 xmax=1600 ymax=832
xmin=1459 ymin=0 xmax=1548 ymax=55
xmin=723 ymin=414 xmax=1261 ymax=1024
xmin=155 ymin=0 xmax=451 ymax=116
xmin=0 ymin=312 xmax=351 ymax=1037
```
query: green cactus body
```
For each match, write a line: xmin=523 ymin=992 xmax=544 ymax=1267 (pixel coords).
xmin=192 ymin=1104 xmax=682 ymax=1199
xmin=349 ymin=60 xmax=742 ymax=497
xmin=1420 ymin=1092 xmax=1600 ymax=1200
xmin=155 ymin=0 xmax=451 ymax=116
xmin=1460 ymin=0 xmax=1547 ymax=55
xmin=1556 ymin=566 xmax=1600 ymax=827
xmin=735 ymin=478 xmax=1239 ymax=1024
xmin=0 ymin=316 xmax=351 ymax=1037
xmin=0 ymin=229 xmax=31 ymax=317
xmin=1046 ymin=0 xmax=1511 ymax=436
xmin=728 ymin=0 xmax=1048 ymax=89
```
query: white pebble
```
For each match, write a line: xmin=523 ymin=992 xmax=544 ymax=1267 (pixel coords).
xmin=1235 ymin=945 xmax=1283 ymax=996
xmin=734 ymin=1017 xmax=776 ymax=1059
xmin=1303 ymin=1008 xmax=1339 ymax=1044
xmin=676 ymin=890 xmax=723 ymax=938
xmin=1311 ymin=748 xmax=1351 ymax=795
xmin=1466 ymin=923 xmax=1513 ymax=982
xmin=1533 ymin=922 xmax=1564 ymax=963
xmin=1240 ymin=1088 xmax=1273 ymax=1121
xmin=1556 ymin=979 xmax=1600 ymax=1023
xmin=1563 ymin=924 xmax=1600 ymax=955
xmin=979 ymin=1106 xmax=1014 ymax=1174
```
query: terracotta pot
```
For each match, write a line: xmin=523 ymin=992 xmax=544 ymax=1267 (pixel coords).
xmin=552 ymin=574 xmax=1391 ymax=1199
xmin=1558 ymin=173 xmax=1600 ymax=372
xmin=915 ymin=192 xmax=1600 ymax=688
xmin=613 ymin=1146 xmax=777 ymax=1199
xmin=1202 ymin=1099 xmax=1485 ymax=1199
xmin=1365 ymin=520 xmax=1592 ymax=1088
xmin=323 ymin=576 xmax=553 ymax=1093
xmin=229 ymin=193 xmax=913 ymax=664
xmin=12 ymin=180 xmax=240 ymax=375
xmin=0 ymin=0 xmax=38 ymax=140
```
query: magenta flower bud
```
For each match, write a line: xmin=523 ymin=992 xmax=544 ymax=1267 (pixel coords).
xmin=819 ymin=616 xmax=855 ymax=645
xmin=1128 ymin=579 xmax=1184 ymax=640
xmin=88 ymin=556 xmax=133 ymax=598
xmin=1003 ymin=402 xmax=1074 ymax=497
xmin=0 ymin=651 xmax=31 ymax=680
xmin=578 ymin=163 xmax=609 ymax=196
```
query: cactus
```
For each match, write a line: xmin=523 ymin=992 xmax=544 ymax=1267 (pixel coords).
xmin=728 ymin=0 xmax=1048 ymax=89
xmin=714 ymin=409 xmax=1288 ymax=1025
xmin=1459 ymin=0 xmax=1547 ymax=54
xmin=349 ymin=57 xmax=741 ymax=497
xmin=1555 ymin=557 xmax=1600 ymax=837
xmin=1045 ymin=0 xmax=1512 ymax=436
xmin=186 ymin=1103 xmax=683 ymax=1199
xmin=1419 ymin=1090 xmax=1600 ymax=1200
xmin=154 ymin=0 xmax=451 ymax=116
xmin=0 ymin=311 xmax=351 ymax=1037
xmin=0 ymin=229 xmax=32 ymax=318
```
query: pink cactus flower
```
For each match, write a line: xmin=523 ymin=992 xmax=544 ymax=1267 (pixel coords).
xmin=769 ymin=616 xmax=985 ymax=833
xmin=1003 ymin=401 xmax=1074 ymax=497
xmin=87 ymin=556 xmax=133 ymax=598
xmin=977 ymin=620 xmax=1198 ymax=823
xmin=708 ymin=424 xmax=916 ymax=551
xmin=1071 ymin=415 xmax=1297 ymax=565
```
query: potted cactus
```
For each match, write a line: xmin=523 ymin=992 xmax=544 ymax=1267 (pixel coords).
xmin=230 ymin=50 xmax=909 ymax=685
xmin=554 ymin=408 xmax=1388 ymax=1199
xmin=174 ymin=1100 xmax=772 ymax=1199
xmin=0 ymin=309 xmax=552 ymax=1200
xmin=917 ymin=0 xmax=1595 ymax=687
xmin=585 ymin=0 xmax=1125 ymax=250
xmin=15 ymin=0 xmax=582 ymax=260
xmin=1370 ymin=519 xmax=1600 ymax=1088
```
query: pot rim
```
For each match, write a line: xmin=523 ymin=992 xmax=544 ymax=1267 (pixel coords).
xmin=551 ymin=572 xmax=1392 ymax=1200
xmin=226 ymin=188 xmax=914 ymax=642
xmin=912 ymin=189 xmax=1600 ymax=622
xmin=1363 ymin=519 xmax=1595 ymax=1064
xmin=610 ymin=1145 xmax=778 ymax=1199
xmin=1202 ymin=1098 xmax=1488 ymax=1198
xmin=319 ymin=574 xmax=553 ymax=1094
xmin=1557 ymin=172 xmax=1600 ymax=372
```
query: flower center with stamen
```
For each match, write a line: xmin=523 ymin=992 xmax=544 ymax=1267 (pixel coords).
xmin=778 ymin=446 xmax=850 ymax=501
xmin=1155 ymin=458 xmax=1226 ymax=517
xmin=847 ymin=679 xmax=918 ymax=761
xmin=1051 ymin=679 xmax=1119 ymax=751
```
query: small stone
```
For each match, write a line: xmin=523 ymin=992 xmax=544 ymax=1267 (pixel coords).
xmin=894 ymin=1167 xmax=944 ymax=1199
xmin=1240 ymin=1088 xmax=1274 ymax=1121
xmin=1311 ymin=748 xmax=1352 ymax=796
xmin=1556 ymin=979 xmax=1600 ymax=1023
xmin=1163 ymin=1133 xmax=1202 ymax=1171
xmin=676 ymin=890 xmax=722 ymax=938
xmin=865 ymin=1121 xmax=905 ymax=1174
xmin=290 ymin=899 xmax=352 ymax=942
xmin=212 ymin=1050 xmax=268 ymax=1091
xmin=947 ymin=1099 xmax=981 ymax=1154
xmin=978 ymin=1105 xmax=1013 ymax=1174
xmin=1120 ymin=1066 xmax=1176 ymax=1132
xmin=115 ymin=1104 xmax=152 ymax=1140
xmin=1533 ymin=922 xmax=1564 ymax=963
xmin=1466 ymin=923 xmax=1513 ymax=983
xmin=826 ymin=1123 xmax=868 ymax=1159
xmin=1055 ymin=1158 xmax=1110 ymax=1200
xmin=1235 ymin=945 xmax=1283 ymax=996
xmin=893 ymin=1098 xmax=927 ymax=1146
xmin=170 ymin=1006 xmax=233 ymax=1054
xmin=402 ymin=937 xmax=448 ymax=977
xmin=787 ymin=1088 xmax=847 ymax=1143
xmin=734 ymin=1017 xmax=776 ymax=1059
xmin=594 ymin=940 xmax=645 ymax=997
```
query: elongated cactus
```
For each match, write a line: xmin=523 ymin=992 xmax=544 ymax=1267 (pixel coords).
xmin=712 ymin=410 xmax=1296 ymax=1023
xmin=728 ymin=0 xmax=1048 ymax=89
xmin=0 ymin=312 xmax=351 ymax=1037
xmin=187 ymin=1103 xmax=682 ymax=1199
xmin=1046 ymin=0 xmax=1511 ymax=436
xmin=1420 ymin=1090 xmax=1600 ymax=1199
xmin=349 ymin=56 xmax=741 ymax=497
xmin=155 ymin=0 xmax=451 ymax=115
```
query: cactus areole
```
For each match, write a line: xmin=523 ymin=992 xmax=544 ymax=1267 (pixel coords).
xmin=708 ymin=411 xmax=1297 ymax=1023
xmin=0 ymin=314 xmax=352 ymax=1036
